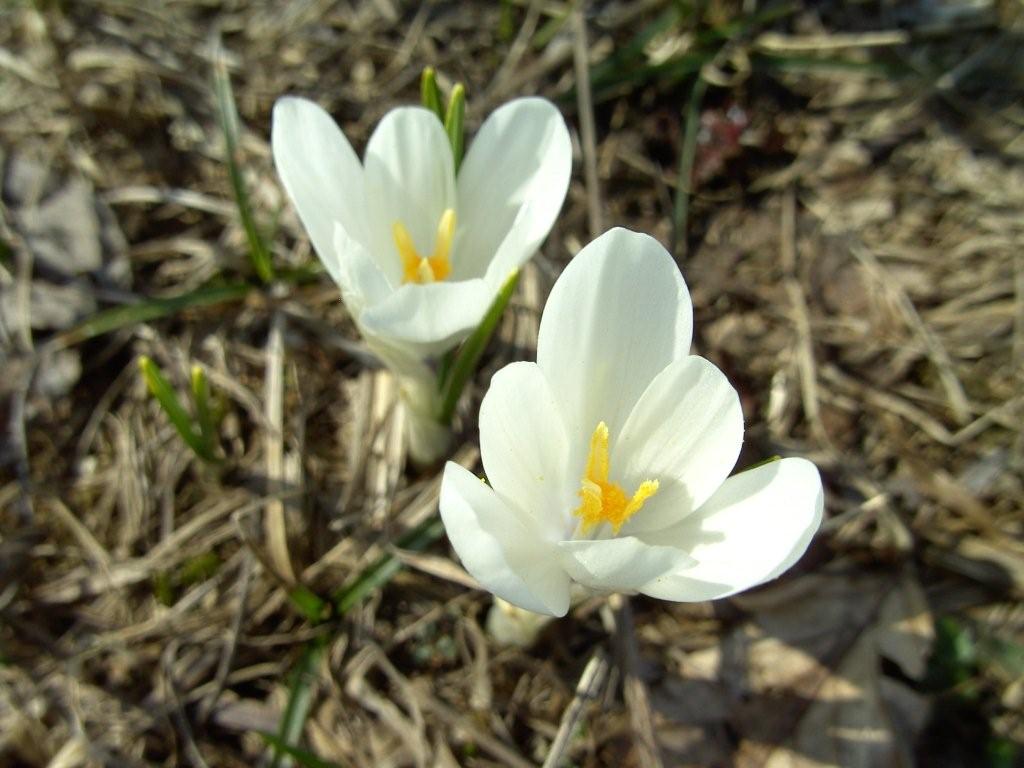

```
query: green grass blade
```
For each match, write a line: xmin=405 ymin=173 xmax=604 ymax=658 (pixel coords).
xmin=288 ymin=584 xmax=330 ymax=624
xmin=139 ymin=356 xmax=216 ymax=463
xmin=420 ymin=66 xmax=445 ymax=121
xmin=497 ymin=0 xmax=516 ymax=43
xmin=260 ymin=733 xmax=343 ymax=768
xmin=331 ymin=514 xmax=445 ymax=616
xmin=190 ymin=364 xmax=218 ymax=458
xmin=739 ymin=455 xmax=782 ymax=472
xmin=532 ymin=6 xmax=570 ymax=49
xmin=269 ymin=638 xmax=326 ymax=768
xmin=671 ymin=75 xmax=707 ymax=258
xmin=444 ymin=83 xmax=466 ymax=170
xmin=213 ymin=51 xmax=275 ymax=284
xmin=267 ymin=516 xmax=446 ymax=765
xmin=587 ymin=5 xmax=683 ymax=92
xmin=698 ymin=1 xmax=799 ymax=44
xmin=55 ymin=282 xmax=251 ymax=347
xmin=437 ymin=269 xmax=519 ymax=425
xmin=581 ymin=2 xmax=800 ymax=103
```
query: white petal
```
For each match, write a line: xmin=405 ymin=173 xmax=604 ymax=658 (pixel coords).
xmin=364 ymin=107 xmax=456 ymax=286
xmin=361 ymin=328 xmax=435 ymax=381
xmin=331 ymin=224 xmax=391 ymax=318
xmin=454 ymin=98 xmax=572 ymax=281
xmin=617 ymin=356 xmax=744 ymax=534
xmin=358 ymin=277 xmax=492 ymax=358
xmin=556 ymin=537 xmax=695 ymax=593
xmin=479 ymin=362 xmax=574 ymax=539
xmin=440 ymin=462 xmax=571 ymax=616
xmin=639 ymin=458 xmax=824 ymax=602
xmin=536 ymin=228 xmax=693 ymax=465
xmin=272 ymin=97 xmax=367 ymax=278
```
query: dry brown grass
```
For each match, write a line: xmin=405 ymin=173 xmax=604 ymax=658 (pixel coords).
xmin=1 ymin=1 xmax=1022 ymax=766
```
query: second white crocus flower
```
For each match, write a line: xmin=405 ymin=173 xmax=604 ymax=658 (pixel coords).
xmin=272 ymin=95 xmax=571 ymax=461
xmin=439 ymin=228 xmax=824 ymax=616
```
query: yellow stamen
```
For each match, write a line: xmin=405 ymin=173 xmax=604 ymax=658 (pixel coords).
xmin=393 ymin=208 xmax=455 ymax=284
xmin=573 ymin=421 xmax=659 ymax=535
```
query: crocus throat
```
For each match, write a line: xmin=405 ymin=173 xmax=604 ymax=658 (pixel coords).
xmin=393 ymin=208 xmax=455 ymax=284
xmin=573 ymin=421 xmax=658 ymax=535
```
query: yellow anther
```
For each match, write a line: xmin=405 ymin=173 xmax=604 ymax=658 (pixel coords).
xmin=393 ymin=208 xmax=455 ymax=284
xmin=573 ymin=421 xmax=659 ymax=535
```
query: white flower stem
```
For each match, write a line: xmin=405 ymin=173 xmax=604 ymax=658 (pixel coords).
xmin=486 ymin=597 xmax=556 ymax=647
xmin=397 ymin=374 xmax=451 ymax=466
xmin=486 ymin=585 xmax=591 ymax=647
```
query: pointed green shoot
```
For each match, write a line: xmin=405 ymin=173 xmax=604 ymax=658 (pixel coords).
xmin=190 ymin=364 xmax=219 ymax=458
xmin=444 ymin=83 xmax=466 ymax=170
xmin=139 ymin=356 xmax=218 ymax=463
xmin=420 ymin=66 xmax=445 ymax=121
xmin=437 ymin=268 xmax=519 ymax=425
xmin=213 ymin=51 xmax=275 ymax=284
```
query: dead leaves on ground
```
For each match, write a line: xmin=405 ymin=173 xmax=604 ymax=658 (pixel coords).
xmin=653 ymin=565 xmax=934 ymax=768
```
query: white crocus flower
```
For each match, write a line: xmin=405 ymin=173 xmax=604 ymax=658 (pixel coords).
xmin=271 ymin=96 xmax=572 ymax=462
xmin=439 ymin=228 xmax=824 ymax=616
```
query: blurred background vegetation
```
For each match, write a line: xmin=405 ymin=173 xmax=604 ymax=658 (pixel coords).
xmin=1 ymin=1 xmax=1022 ymax=766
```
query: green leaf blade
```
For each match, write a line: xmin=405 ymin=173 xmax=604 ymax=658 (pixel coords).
xmin=269 ymin=639 xmax=327 ymax=768
xmin=437 ymin=268 xmax=519 ymax=425
xmin=261 ymin=732 xmax=344 ymax=768
xmin=213 ymin=51 xmax=275 ymax=284
xmin=57 ymin=282 xmax=251 ymax=347
xmin=331 ymin=515 xmax=445 ymax=616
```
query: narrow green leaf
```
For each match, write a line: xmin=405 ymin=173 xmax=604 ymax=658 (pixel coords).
xmin=444 ymin=83 xmax=466 ymax=170
xmin=270 ymin=638 xmax=326 ymax=768
xmin=532 ymin=7 xmax=570 ymax=49
xmin=435 ymin=348 xmax=457 ymax=392
xmin=190 ymin=364 xmax=217 ymax=457
xmin=56 ymin=282 xmax=251 ymax=347
xmin=740 ymin=455 xmax=782 ymax=472
xmin=420 ymin=66 xmax=444 ymax=121
xmin=213 ymin=51 xmax=275 ymax=284
xmin=671 ymin=74 xmax=707 ymax=258
xmin=266 ymin=517 xmax=450 ymax=765
xmin=580 ymin=2 xmax=800 ymax=104
xmin=699 ymin=1 xmax=799 ymax=44
xmin=153 ymin=573 xmax=175 ymax=606
xmin=265 ymin=518 xmax=445 ymax=766
xmin=497 ymin=0 xmax=516 ymax=43
xmin=586 ymin=5 xmax=683 ymax=90
xmin=179 ymin=552 xmax=221 ymax=585
xmin=437 ymin=269 xmax=519 ymax=425
xmin=331 ymin=514 xmax=445 ymax=616
xmin=139 ymin=356 xmax=216 ymax=463
xmin=288 ymin=584 xmax=330 ymax=624
xmin=260 ymin=732 xmax=343 ymax=768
